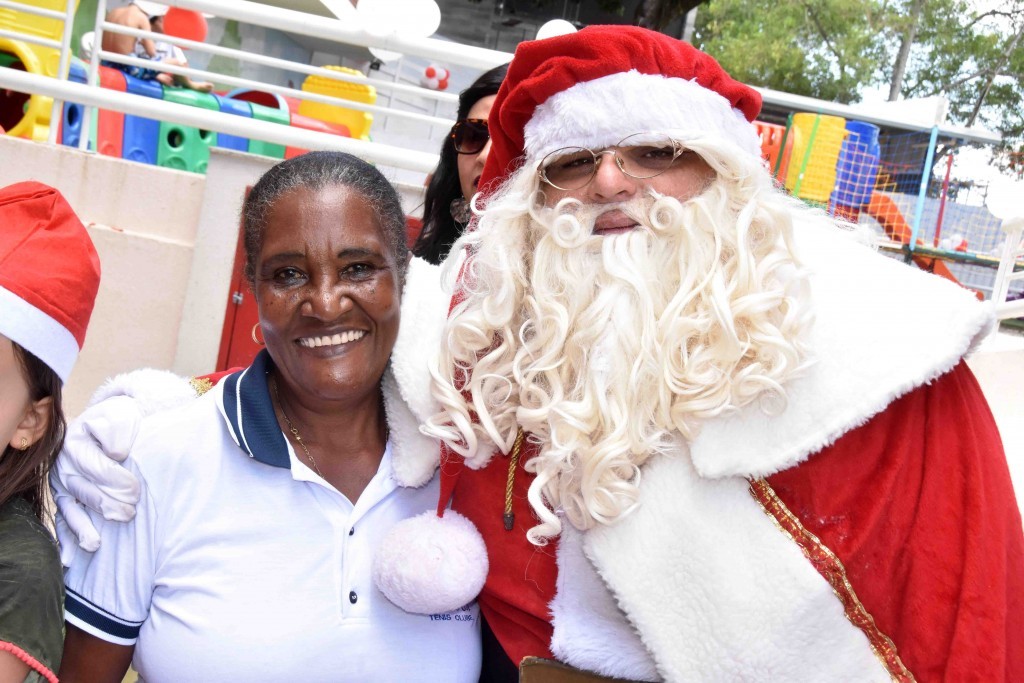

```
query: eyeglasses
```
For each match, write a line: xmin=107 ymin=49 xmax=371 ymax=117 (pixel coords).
xmin=451 ymin=119 xmax=490 ymax=155
xmin=538 ymin=134 xmax=688 ymax=191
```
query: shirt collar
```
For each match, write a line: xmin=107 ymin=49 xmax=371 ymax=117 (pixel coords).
xmin=218 ymin=349 xmax=291 ymax=469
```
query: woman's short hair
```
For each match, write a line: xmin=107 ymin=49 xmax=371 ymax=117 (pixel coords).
xmin=241 ymin=151 xmax=409 ymax=284
xmin=413 ymin=63 xmax=508 ymax=265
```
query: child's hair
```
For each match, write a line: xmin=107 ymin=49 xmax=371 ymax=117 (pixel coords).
xmin=0 ymin=343 xmax=65 ymax=521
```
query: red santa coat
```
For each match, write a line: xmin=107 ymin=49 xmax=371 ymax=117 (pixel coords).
xmin=445 ymin=221 xmax=1024 ymax=681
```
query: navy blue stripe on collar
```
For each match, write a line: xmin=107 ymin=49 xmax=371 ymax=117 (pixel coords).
xmin=220 ymin=349 xmax=291 ymax=469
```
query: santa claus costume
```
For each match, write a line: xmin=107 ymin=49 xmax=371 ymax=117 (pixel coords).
xmin=375 ymin=26 xmax=1024 ymax=682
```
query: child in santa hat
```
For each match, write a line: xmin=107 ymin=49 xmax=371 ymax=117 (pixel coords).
xmin=0 ymin=181 xmax=101 ymax=682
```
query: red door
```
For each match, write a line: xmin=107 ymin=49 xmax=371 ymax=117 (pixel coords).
xmin=215 ymin=194 xmax=262 ymax=372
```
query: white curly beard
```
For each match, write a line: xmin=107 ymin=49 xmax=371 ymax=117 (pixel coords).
xmin=427 ymin=144 xmax=815 ymax=544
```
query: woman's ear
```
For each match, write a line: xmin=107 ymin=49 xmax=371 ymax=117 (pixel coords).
xmin=8 ymin=396 xmax=52 ymax=450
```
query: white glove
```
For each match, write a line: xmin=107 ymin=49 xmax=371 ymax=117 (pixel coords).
xmin=52 ymin=368 xmax=200 ymax=565
xmin=53 ymin=472 xmax=101 ymax=567
xmin=52 ymin=395 xmax=144 ymax=565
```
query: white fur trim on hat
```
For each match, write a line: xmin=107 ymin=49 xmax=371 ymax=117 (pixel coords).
xmin=373 ymin=510 xmax=488 ymax=615
xmin=0 ymin=285 xmax=80 ymax=383
xmin=524 ymin=70 xmax=762 ymax=165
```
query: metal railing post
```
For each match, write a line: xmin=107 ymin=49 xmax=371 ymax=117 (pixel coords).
xmin=80 ymin=0 xmax=107 ymax=151
xmin=908 ymin=126 xmax=940 ymax=252
xmin=46 ymin=0 xmax=76 ymax=145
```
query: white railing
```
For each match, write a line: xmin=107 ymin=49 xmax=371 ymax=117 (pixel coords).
xmin=0 ymin=0 xmax=512 ymax=171
xmin=992 ymin=217 xmax=1024 ymax=320
xmin=0 ymin=67 xmax=440 ymax=171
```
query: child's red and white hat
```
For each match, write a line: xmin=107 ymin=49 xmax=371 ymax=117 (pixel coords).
xmin=0 ymin=182 xmax=101 ymax=383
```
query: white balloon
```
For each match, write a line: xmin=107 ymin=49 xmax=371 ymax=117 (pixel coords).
xmin=987 ymin=176 xmax=1024 ymax=222
xmin=358 ymin=0 xmax=441 ymax=40
xmin=536 ymin=19 xmax=577 ymax=41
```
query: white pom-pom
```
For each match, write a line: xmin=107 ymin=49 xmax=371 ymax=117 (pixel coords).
xmin=373 ymin=510 xmax=488 ymax=614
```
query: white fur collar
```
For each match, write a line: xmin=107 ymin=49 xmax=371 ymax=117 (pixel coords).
xmin=689 ymin=220 xmax=993 ymax=479
xmin=384 ymin=257 xmax=450 ymax=488
xmin=563 ymin=440 xmax=891 ymax=682
xmin=550 ymin=524 xmax=659 ymax=681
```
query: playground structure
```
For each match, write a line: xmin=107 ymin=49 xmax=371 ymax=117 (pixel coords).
xmin=54 ymin=57 xmax=374 ymax=173
xmin=0 ymin=0 xmax=77 ymax=140
xmin=2 ymin=0 xmax=1022 ymax=310
xmin=0 ymin=0 xmax=466 ymax=174
xmin=754 ymin=113 xmax=1024 ymax=308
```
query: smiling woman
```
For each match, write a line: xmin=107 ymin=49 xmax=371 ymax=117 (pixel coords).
xmin=58 ymin=153 xmax=483 ymax=683
xmin=246 ymin=161 xmax=405 ymax=499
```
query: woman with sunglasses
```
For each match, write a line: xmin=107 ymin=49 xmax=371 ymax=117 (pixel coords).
xmin=413 ymin=64 xmax=508 ymax=264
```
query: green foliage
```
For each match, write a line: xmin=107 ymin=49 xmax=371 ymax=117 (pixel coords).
xmin=693 ymin=0 xmax=1024 ymax=150
xmin=694 ymin=0 xmax=888 ymax=103
xmin=902 ymin=0 xmax=1024 ymax=150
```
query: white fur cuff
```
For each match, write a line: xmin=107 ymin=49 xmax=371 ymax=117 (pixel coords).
xmin=89 ymin=368 xmax=201 ymax=417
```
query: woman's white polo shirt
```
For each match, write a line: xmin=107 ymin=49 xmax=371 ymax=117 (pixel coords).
xmin=64 ymin=351 xmax=481 ymax=682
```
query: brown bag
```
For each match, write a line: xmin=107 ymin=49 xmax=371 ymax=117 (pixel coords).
xmin=518 ymin=657 xmax=648 ymax=683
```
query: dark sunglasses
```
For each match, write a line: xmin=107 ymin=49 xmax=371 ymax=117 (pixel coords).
xmin=451 ymin=118 xmax=489 ymax=155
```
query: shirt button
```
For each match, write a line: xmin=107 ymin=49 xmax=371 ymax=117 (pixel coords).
xmin=349 ymin=527 xmax=355 ymax=536
xmin=349 ymin=591 xmax=358 ymax=604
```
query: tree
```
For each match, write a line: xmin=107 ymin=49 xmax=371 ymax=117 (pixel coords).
xmin=899 ymin=0 xmax=1024 ymax=149
xmin=693 ymin=0 xmax=889 ymax=104
xmin=692 ymin=0 xmax=1024 ymax=151
xmin=888 ymin=0 xmax=926 ymax=100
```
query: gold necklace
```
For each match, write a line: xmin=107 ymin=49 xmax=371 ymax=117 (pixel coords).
xmin=271 ymin=379 xmax=326 ymax=480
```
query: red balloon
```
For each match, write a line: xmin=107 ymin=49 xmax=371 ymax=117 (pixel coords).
xmin=437 ymin=77 xmax=449 ymax=91
xmin=424 ymin=65 xmax=436 ymax=79
xmin=162 ymin=8 xmax=208 ymax=46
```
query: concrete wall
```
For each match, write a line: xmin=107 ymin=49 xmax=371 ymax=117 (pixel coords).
xmin=172 ymin=149 xmax=276 ymax=377
xmin=0 ymin=136 xmax=205 ymax=415
xmin=0 ymin=137 xmax=269 ymax=415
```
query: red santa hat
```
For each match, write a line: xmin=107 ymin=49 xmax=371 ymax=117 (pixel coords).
xmin=481 ymin=24 xmax=763 ymax=190
xmin=0 ymin=182 xmax=101 ymax=384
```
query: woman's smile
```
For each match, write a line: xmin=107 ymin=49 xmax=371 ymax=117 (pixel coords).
xmin=296 ymin=329 xmax=367 ymax=349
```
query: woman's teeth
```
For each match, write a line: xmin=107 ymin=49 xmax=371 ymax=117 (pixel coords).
xmin=298 ymin=331 xmax=366 ymax=348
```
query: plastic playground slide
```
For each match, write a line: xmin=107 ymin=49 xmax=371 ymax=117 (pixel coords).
xmin=864 ymin=193 xmax=982 ymax=299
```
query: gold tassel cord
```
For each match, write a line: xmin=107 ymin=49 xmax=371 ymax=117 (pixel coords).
xmin=503 ymin=429 xmax=525 ymax=531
